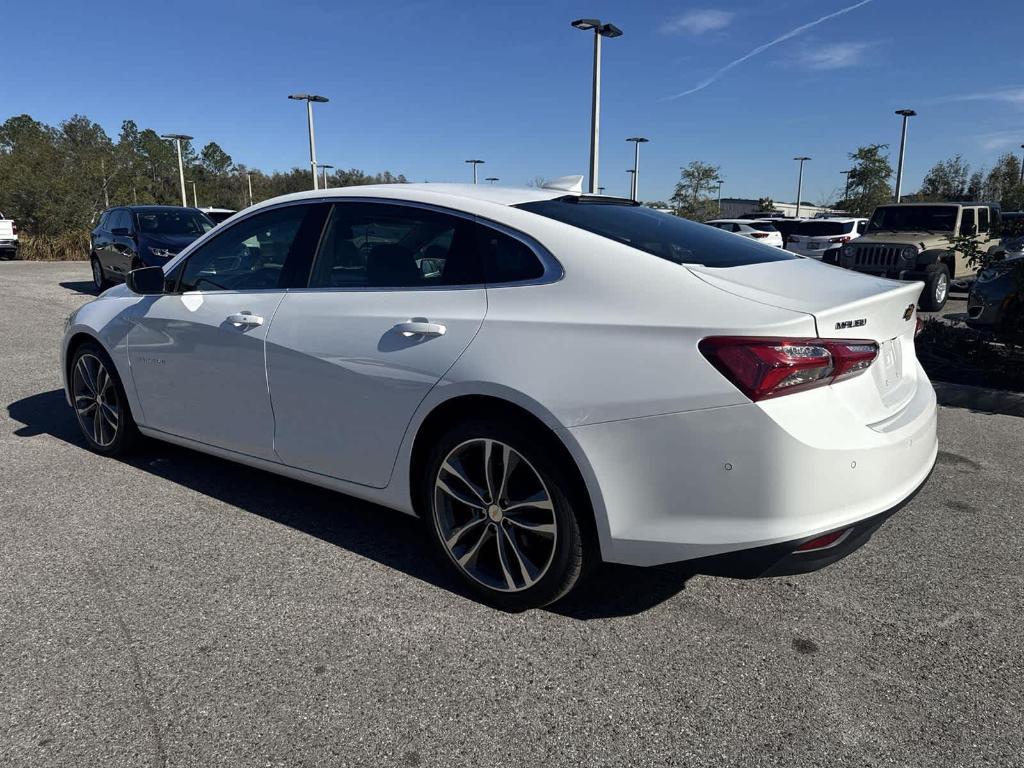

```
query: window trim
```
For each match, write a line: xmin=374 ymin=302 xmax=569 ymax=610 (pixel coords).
xmin=162 ymin=197 xmax=562 ymax=295
xmin=296 ymin=197 xmax=562 ymax=294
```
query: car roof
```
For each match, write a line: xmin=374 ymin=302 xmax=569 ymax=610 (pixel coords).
xmin=256 ymin=183 xmax=576 ymax=210
xmin=106 ymin=205 xmax=204 ymax=213
xmin=705 ymin=218 xmax=769 ymax=224
xmin=875 ymin=202 xmax=991 ymax=208
xmin=800 ymin=217 xmax=866 ymax=222
xmin=199 ymin=207 xmax=236 ymax=213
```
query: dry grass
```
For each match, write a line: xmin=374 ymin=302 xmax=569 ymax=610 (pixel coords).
xmin=16 ymin=231 xmax=91 ymax=261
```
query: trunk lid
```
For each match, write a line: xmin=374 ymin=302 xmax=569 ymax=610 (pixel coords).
xmin=0 ymin=219 xmax=15 ymax=239
xmin=687 ymin=259 xmax=923 ymax=422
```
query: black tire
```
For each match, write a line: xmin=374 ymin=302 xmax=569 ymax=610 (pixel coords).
xmin=919 ymin=263 xmax=950 ymax=311
xmin=90 ymin=255 xmax=109 ymax=292
xmin=420 ymin=419 xmax=594 ymax=610
xmin=69 ymin=341 xmax=140 ymax=456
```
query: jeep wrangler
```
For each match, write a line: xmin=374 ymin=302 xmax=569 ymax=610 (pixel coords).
xmin=838 ymin=202 xmax=1001 ymax=311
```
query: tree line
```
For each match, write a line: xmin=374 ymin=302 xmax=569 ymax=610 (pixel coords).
xmin=0 ymin=113 xmax=407 ymax=237
xmin=665 ymin=145 xmax=1024 ymax=221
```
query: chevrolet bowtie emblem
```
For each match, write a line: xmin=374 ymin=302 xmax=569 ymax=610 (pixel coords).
xmin=903 ymin=304 xmax=915 ymax=321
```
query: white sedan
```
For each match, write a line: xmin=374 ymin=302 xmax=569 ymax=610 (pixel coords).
xmin=62 ymin=181 xmax=938 ymax=609
xmin=705 ymin=218 xmax=785 ymax=248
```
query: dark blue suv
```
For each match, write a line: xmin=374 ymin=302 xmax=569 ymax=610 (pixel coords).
xmin=90 ymin=205 xmax=215 ymax=290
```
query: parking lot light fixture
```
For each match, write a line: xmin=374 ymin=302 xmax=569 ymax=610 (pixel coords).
xmin=1019 ymin=144 xmax=1024 ymax=184
xmin=484 ymin=177 xmax=499 ymax=185
xmin=245 ymin=171 xmax=255 ymax=207
xmin=160 ymin=133 xmax=193 ymax=207
xmin=841 ymin=168 xmax=854 ymax=201
xmin=716 ymin=179 xmax=724 ymax=214
xmin=894 ymin=109 xmax=916 ymax=203
xmin=465 ymin=159 xmax=485 ymax=184
xmin=626 ymin=137 xmax=648 ymax=201
xmin=572 ymin=18 xmax=623 ymax=194
xmin=318 ymin=164 xmax=334 ymax=190
xmin=793 ymin=157 xmax=811 ymax=218
xmin=289 ymin=93 xmax=329 ymax=190
xmin=186 ymin=179 xmax=198 ymax=207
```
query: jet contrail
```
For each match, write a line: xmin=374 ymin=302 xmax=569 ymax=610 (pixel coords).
xmin=664 ymin=0 xmax=875 ymax=99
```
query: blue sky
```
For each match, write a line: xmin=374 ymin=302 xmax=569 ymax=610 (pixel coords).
xmin=2 ymin=0 xmax=1022 ymax=203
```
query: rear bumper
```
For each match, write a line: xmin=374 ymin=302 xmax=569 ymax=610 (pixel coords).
xmin=566 ymin=366 xmax=938 ymax=567
xmin=0 ymin=240 xmax=18 ymax=256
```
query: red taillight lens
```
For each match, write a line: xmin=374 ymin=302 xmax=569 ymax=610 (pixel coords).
xmin=698 ymin=336 xmax=879 ymax=401
xmin=828 ymin=235 xmax=851 ymax=244
xmin=749 ymin=232 xmax=770 ymax=239
xmin=11 ymin=223 xmax=16 ymax=235
xmin=794 ymin=528 xmax=852 ymax=552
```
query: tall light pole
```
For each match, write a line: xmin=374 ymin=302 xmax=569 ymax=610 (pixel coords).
xmin=626 ymin=136 xmax=648 ymax=202
xmin=465 ymin=159 xmax=485 ymax=184
xmin=716 ymin=179 xmax=724 ymax=214
xmin=894 ymin=108 xmax=916 ymax=203
xmin=318 ymin=164 xmax=334 ymax=190
xmin=841 ymin=168 xmax=854 ymax=202
xmin=571 ymin=18 xmax=623 ymax=194
xmin=793 ymin=156 xmax=811 ymax=218
xmin=186 ymin=179 xmax=198 ymax=207
xmin=246 ymin=171 xmax=255 ymax=207
xmin=484 ymin=177 xmax=499 ymax=184
xmin=597 ymin=186 xmax=606 ymax=194
xmin=161 ymin=133 xmax=192 ymax=207
xmin=288 ymin=93 xmax=329 ymax=190
xmin=1019 ymin=144 xmax=1024 ymax=184
xmin=626 ymin=168 xmax=635 ymax=197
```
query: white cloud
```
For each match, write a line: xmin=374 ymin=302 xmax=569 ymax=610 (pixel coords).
xmin=799 ymin=41 xmax=874 ymax=70
xmin=974 ymin=131 xmax=1024 ymax=151
xmin=664 ymin=0 xmax=875 ymax=99
xmin=933 ymin=88 xmax=1024 ymax=107
xmin=661 ymin=9 xmax=735 ymax=35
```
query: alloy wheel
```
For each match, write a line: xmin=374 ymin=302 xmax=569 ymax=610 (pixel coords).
xmin=72 ymin=353 xmax=120 ymax=447
xmin=433 ymin=438 xmax=557 ymax=593
xmin=935 ymin=274 xmax=948 ymax=304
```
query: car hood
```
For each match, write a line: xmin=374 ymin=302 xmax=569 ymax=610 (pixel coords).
xmin=854 ymin=231 xmax=950 ymax=249
xmin=139 ymin=233 xmax=200 ymax=252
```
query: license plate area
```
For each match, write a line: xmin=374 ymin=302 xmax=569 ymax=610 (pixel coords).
xmin=878 ymin=337 xmax=903 ymax=391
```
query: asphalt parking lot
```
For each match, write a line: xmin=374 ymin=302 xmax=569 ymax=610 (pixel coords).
xmin=2 ymin=261 xmax=1021 ymax=768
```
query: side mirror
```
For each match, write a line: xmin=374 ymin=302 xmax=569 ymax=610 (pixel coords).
xmin=962 ymin=224 xmax=977 ymax=236
xmin=126 ymin=266 xmax=165 ymax=295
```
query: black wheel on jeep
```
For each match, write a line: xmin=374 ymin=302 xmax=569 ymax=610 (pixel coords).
xmin=920 ymin=263 xmax=950 ymax=312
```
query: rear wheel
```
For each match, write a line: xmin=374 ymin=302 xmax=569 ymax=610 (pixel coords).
xmin=90 ymin=255 xmax=109 ymax=291
xmin=920 ymin=263 xmax=950 ymax=311
xmin=421 ymin=420 xmax=592 ymax=610
xmin=69 ymin=342 xmax=139 ymax=455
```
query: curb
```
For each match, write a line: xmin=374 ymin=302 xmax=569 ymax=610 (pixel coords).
xmin=932 ymin=380 xmax=1024 ymax=418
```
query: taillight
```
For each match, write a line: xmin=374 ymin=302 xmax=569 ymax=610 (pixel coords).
xmin=11 ymin=223 xmax=16 ymax=235
xmin=749 ymin=232 xmax=770 ymax=239
xmin=828 ymin=235 xmax=851 ymax=244
xmin=698 ymin=336 xmax=879 ymax=401
xmin=915 ymin=317 xmax=923 ymax=337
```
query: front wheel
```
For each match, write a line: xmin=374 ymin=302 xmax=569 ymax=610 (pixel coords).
xmin=69 ymin=342 xmax=139 ymax=455
xmin=919 ymin=263 xmax=950 ymax=311
xmin=90 ymin=255 xmax=109 ymax=292
xmin=421 ymin=420 xmax=592 ymax=610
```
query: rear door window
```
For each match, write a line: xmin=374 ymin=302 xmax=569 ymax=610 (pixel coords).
xmin=978 ymin=207 xmax=990 ymax=234
xmin=518 ymin=198 xmax=797 ymax=267
xmin=961 ymin=208 xmax=976 ymax=234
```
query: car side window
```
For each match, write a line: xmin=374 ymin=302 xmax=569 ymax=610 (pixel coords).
xmin=109 ymin=210 xmax=127 ymax=232
xmin=978 ymin=207 xmax=989 ymax=234
xmin=308 ymin=203 xmax=483 ymax=288
xmin=177 ymin=204 xmax=313 ymax=292
xmin=476 ymin=222 xmax=546 ymax=284
xmin=961 ymin=208 xmax=976 ymax=234
xmin=856 ymin=220 xmax=867 ymax=235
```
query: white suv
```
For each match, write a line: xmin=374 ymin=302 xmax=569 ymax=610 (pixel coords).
xmin=0 ymin=211 xmax=18 ymax=259
xmin=705 ymin=219 xmax=784 ymax=248
xmin=786 ymin=218 xmax=867 ymax=263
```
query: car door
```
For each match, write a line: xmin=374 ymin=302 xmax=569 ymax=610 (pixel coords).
xmin=126 ymin=201 xmax=327 ymax=460
xmin=265 ymin=201 xmax=491 ymax=488
xmin=109 ymin=209 xmax=138 ymax=277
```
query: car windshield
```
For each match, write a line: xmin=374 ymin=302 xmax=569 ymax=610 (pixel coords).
xmin=795 ymin=221 xmax=854 ymax=236
xmin=517 ymin=198 xmax=797 ymax=268
xmin=135 ymin=210 xmax=215 ymax=235
xmin=867 ymin=206 xmax=957 ymax=233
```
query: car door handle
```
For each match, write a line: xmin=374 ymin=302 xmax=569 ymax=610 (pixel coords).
xmin=394 ymin=320 xmax=446 ymax=337
xmin=227 ymin=312 xmax=264 ymax=327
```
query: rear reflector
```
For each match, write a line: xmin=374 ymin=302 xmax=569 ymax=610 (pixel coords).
xmin=698 ymin=336 xmax=879 ymax=401
xmin=828 ymin=236 xmax=852 ymax=244
xmin=794 ymin=528 xmax=852 ymax=553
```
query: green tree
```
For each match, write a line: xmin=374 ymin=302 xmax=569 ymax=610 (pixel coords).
xmin=755 ymin=197 xmax=775 ymax=212
xmin=919 ymin=154 xmax=970 ymax=201
xmin=837 ymin=144 xmax=893 ymax=216
xmin=672 ymin=161 xmax=721 ymax=220
xmin=983 ymin=153 xmax=1024 ymax=211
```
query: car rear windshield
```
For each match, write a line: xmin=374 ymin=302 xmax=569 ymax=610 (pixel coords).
xmin=516 ymin=198 xmax=797 ymax=268
xmin=795 ymin=221 xmax=854 ymax=236
xmin=747 ymin=222 xmax=778 ymax=232
xmin=867 ymin=206 xmax=957 ymax=233
xmin=135 ymin=210 xmax=215 ymax=236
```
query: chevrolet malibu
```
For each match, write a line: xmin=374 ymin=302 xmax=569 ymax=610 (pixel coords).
xmin=62 ymin=180 xmax=938 ymax=609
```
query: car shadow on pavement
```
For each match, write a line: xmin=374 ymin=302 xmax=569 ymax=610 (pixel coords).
xmin=7 ymin=389 xmax=694 ymax=619
xmin=59 ymin=280 xmax=99 ymax=295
